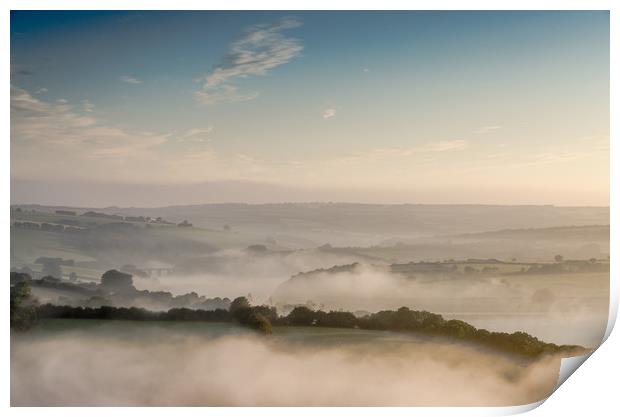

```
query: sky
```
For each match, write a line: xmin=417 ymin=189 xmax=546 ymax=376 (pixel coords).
xmin=10 ymin=11 xmax=609 ymax=207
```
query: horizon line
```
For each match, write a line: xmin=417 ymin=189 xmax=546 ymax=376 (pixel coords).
xmin=10 ymin=201 xmax=612 ymax=210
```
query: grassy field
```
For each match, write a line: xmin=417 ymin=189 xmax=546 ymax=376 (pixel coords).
xmin=11 ymin=229 xmax=98 ymax=265
xmin=20 ymin=318 xmax=428 ymax=349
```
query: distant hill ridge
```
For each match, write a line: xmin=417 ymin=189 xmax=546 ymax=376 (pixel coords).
xmin=11 ymin=203 xmax=610 ymax=240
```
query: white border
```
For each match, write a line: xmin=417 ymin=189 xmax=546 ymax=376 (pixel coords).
xmin=3 ymin=1 xmax=617 ymax=416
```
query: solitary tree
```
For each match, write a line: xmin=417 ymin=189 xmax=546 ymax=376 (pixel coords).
xmin=100 ymin=269 xmax=135 ymax=293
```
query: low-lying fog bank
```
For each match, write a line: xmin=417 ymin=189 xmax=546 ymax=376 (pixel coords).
xmin=11 ymin=321 xmax=563 ymax=406
xmin=22 ymin=259 xmax=609 ymax=347
xmin=271 ymin=264 xmax=609 ymax=347
xmin=137 ymin=248 xmax=372 ymax=300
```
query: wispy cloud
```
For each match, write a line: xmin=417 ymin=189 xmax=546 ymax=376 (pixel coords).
xmin=11 ymin=83 xmax=607 ymax=199
xmin=531 ymin=152 xmax=580 ymax=164
xmin=11 ymin=85 xmax=164 ymax=159
xmin=120 ymin=75 xmax=143 ymax=84
xmin=81 ymin=100 xmax=95 ymax=112
xmin=178 ymin=127 xmax=214 ymax=143
xmin=10 ymin=85 xmax=277 ymax=183
xmin=422 ymin=140 xmax=468 ymax=152
xmin=195 ymin=85 xmax=258 ymax=105
xmin=323 ymin=108 xmax=336 ymax=119
xmin=195 ymin=17 xmax=303 ymax=104
xmin=329 ymin=140 xmax=468 ymax=165
xmin=474 ymin=125 xmax=502 ymax=134
xmin=34 ymin=87 xmax=48 ymax=94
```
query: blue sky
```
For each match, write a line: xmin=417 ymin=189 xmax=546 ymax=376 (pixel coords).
xmin=10 ymin=11 xmax=609 ymax=206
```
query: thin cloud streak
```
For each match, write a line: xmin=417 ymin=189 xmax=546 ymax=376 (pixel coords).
xmin=323 ymin=108 xmax=336 ymax=119
xmin=178 ymin=127 xmax=214 ymax=143
xmin=120 ymin=75 xmax=143 ymax=84
xmin=424 ymin=140 xmax=468 ymax=152
xmin=11 ymin=85 xmax=165 ymax=161
xmin=81 ymin=100 xmax=95 ymax=112
xmin=11 ymin=85 xmax=278 ymax=183
xmin=474 ymin=126 xmax=502 ymax=134
xmin=325 ymin=140 xmax=468 ymax=166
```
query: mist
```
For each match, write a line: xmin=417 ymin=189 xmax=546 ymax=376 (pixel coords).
xmin=134 ymin=248 xmax=371 ymax=300
xmin=9 ymin=9 xmax=610 ymax=408
xmin=271 ymin=264 xmax=609 ymax=347
xmin=11 ymin=323 xmax=563 ymax=406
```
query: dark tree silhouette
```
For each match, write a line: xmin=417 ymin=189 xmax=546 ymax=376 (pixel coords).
xmin=10 ymin=281 xmax=38 ymax=331
xmin=100 ymin=269 xmax=135 ymax=293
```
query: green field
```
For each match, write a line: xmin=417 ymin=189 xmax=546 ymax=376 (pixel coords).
xmin=24 ymin=318 xmax=423 ymax=345
xmin=10 ymin=208 xmax=274 ymax=281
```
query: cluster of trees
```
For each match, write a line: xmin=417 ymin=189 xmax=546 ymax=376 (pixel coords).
xmin=12 ymin=221 xmax=82 ymax=234
xmin=518 ymin=260 xmax=609 ymax=275
xmin=10 ymin=270 xmax=231 ymax=311
xmin=356 ymin=307 xmax=579 ymax=358
xmin=34 ymin=296 xmax=268 ymax=333
xmin=34 ymin=257 xmax=75 ymax=278
xmin=82 ymin=211 xmax=124 ymax=220
xmin=100 ymin=269 xmax=136 ymax=293
xmin=10 ymin=281 xmax=38 ymax=331
xmin=11 ymin=281 xmax=263 ymax=334
xmin=81 ymin=211 xmax=174 ymax=225
xmin=229 ymin=297 xmax=275 ymax=334
xmin=10 ymin=279 xmax=583 ymax=358
xmin=37 ymin=304 xmax=232 ymax=322
xmin=12 ymin=211 xmax=179 ymax=237
xmin=277 ymin=306 xmax=584 ymax=358
xmin=282 ymin=306 xmax=358 ymax=328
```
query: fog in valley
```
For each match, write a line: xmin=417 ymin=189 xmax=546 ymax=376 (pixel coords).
xmin=7 ymin=168 xmax=612 ymax=407
xmin=11 ymin=322 xmax=563 ymax=406
xmin=10 ymin=204 xmax=609 ymax=407
xmin=9 ymin=191 xmax=610 ymax=408
xmin=133 ymin=247 xmax=370 ymax=300
xmin=11 ymin=203 xmax=610 ymax=349
xmin=9 ymin=9 xmax=611 ymax=408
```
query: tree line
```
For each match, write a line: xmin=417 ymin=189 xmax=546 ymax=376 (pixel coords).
xmin=11 ymin=283 xmax=584 ymax=359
